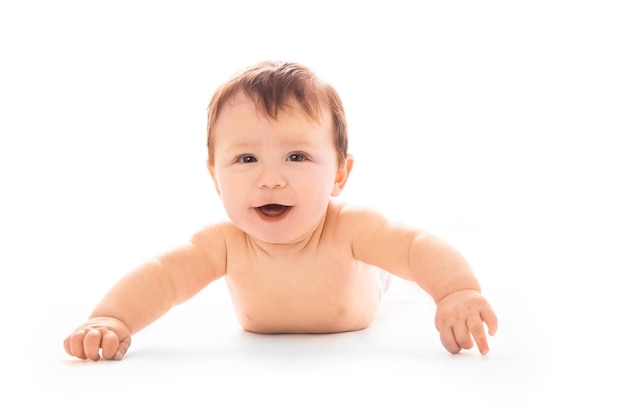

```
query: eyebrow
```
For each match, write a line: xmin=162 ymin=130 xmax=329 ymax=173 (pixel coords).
xmin=224 ymin=136 xmax=317 ymax=151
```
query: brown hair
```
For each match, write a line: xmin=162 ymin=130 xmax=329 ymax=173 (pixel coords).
xmin=206 ymin=60 xmax=348 ymax=167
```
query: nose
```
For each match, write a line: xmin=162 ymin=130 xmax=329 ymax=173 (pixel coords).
xmin=256 ymin=165 xmax=286 ymax=189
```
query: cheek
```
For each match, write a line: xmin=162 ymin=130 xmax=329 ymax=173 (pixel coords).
xmin=299 ymin=168 xmax=337 ymax=198
xmin=212 ymin=173 xmax=238 ymax=205
xmin=211 ymin=175 xmax=221 ymax=197
xmin=215 ymin=176 xmax=239 ymax=202
xmin=216 ymin=185 xmax=247 ymax=224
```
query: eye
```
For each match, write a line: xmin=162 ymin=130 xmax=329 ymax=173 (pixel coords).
xmin=236 ymin=154 xmax=257 ymax=163
xmin=287 ymin=153 xmax=307 ymax=162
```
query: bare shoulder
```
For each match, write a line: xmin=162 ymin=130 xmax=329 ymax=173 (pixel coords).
xmin=326 ymin=201 xmax=392 ymax=252
xmin=330 ymin=201 xmax=389 ymax=234
xmin=331 ymin=201 xmax=422 ymax=273
xmin=188 ymin=221 xmax=235 ymax=257
xmin=331 ymin=200 xmax=383 ymax=219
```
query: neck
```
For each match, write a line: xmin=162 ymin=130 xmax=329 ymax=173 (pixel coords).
xmin=245 ymin=213 xmax=327 ymax=257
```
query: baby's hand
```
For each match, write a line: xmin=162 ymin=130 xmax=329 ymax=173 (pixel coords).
xmin=63 ymin=317 xmax=131 ymax=361
xmin=434 ymin=289 xmax=498 ymax=355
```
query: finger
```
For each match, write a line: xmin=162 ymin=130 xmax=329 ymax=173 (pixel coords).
xmin=63 ymin=335 xmax=72 ymax=357
xmin=482 ymin=309 xmax=499 ymax=336
xmin=68 ymin=330 xmax=88 ymax=360
xmin=467 ymin=315 xmax=489 ymax=354
xmin=453 ymin=322 xmax=475 ymax=351
xmin=100 ymin=330 xmax=120 ymax=360
xmin=115 ymin=336 xmax=131 ymax=360
xmin=439 ymin=327 xmax=461 ymax=354
xmin=83 ymin=329 xmax=103 ymax=361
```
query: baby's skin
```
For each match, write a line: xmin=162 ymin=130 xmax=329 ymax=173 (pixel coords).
xmin=64 ymin=81 xmax=497 ymax=361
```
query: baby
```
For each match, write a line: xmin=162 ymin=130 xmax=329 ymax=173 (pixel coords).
xmin=64 ymin=60 xmax=498 ymax=361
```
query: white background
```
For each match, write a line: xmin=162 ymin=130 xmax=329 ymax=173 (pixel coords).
xmin=1 ymin=1 xmax=624 ymax=416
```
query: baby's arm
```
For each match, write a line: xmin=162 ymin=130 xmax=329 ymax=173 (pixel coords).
xmin=405 ymin=233 xmax=498 ymax=354
xmin=63 ymin=225 xmax=227 ymax=360
xmin=347 ymin=206 xmax=498 ymax=354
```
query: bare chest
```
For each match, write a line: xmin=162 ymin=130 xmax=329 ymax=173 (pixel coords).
xmin=222 ymin=244 xmax=380 ymax=333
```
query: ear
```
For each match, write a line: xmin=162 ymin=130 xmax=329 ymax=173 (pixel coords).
xmin=331 ymin=154 xmax=354 ymax=196
xmin=207 ymin=159 xmax=221 ymax=198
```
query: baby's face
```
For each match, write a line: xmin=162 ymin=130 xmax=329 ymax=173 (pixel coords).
xmin=209 ymin=92 xmax=346 ymax=244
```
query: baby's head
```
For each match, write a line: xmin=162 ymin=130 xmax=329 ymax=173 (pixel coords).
xmin=206 ymin=60 xmax=348 ymax=168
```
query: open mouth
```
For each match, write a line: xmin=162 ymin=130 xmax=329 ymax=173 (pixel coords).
xmin=255 ymin=204 xmax=291 ymax=220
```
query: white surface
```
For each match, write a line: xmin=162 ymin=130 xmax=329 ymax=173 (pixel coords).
xmin=1 ymin=1 xmax=624 ymax=416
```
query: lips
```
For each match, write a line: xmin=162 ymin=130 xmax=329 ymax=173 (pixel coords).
xmin=255 ymin=204 xmax=291 ymax=221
